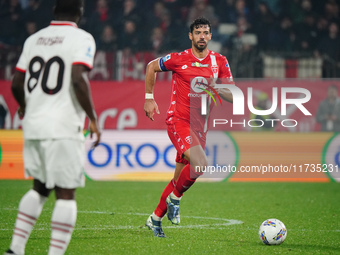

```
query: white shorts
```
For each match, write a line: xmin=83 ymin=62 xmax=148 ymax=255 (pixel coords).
xmin=24 ymin=139 xmax=85 ymax=189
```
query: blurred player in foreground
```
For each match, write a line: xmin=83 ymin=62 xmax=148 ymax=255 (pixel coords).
xmin=5 ymin=0 xmax=100 ymax=254
xmin=144 ymin=17 xmax=234 ymax=237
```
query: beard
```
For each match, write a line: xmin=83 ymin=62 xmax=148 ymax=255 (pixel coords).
xmin=193 ymin=40 xmax=208 ymax=52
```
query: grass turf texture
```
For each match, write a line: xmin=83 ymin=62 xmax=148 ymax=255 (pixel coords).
xmin=0 ymin=180 xmax=339 ymax=255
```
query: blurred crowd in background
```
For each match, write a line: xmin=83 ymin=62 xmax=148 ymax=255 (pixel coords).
xmin=1 ymin=0 xmax=340 ymax=78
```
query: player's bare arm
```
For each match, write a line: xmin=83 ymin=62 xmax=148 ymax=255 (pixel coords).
xmin=11 ymin=70 xmax=26 ymax=118
xmin=210 ymin=76 xmax=234 ymax=103
xmin=144 ymin=58 xmax=161 ymax=121
xmin=72 ymin=64 xmax=101 ymax=147
xmin=218 ymin=88 xmax=233 ymax=103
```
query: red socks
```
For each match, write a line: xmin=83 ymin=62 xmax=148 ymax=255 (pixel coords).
xmin=154 ymin=179 xmax=176 ymax=218
xmin=173 ymin=164 xmax=201 ymax=198
xmin=154 ymin=164 xmax=202 ymax=218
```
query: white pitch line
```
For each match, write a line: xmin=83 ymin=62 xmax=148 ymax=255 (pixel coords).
xmin=3 ymin=209 xmax=339 ymax=232
xmin=0 ymin=209 xmax=243 ymax=230
xmin=80 ymin=211 xmax=244 ymax=228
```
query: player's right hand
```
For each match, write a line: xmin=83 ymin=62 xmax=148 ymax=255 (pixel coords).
xmin=144 ymin=99 xmax=160 ymax=121
xmin=89 ymin=120 xmax=101 ymax=149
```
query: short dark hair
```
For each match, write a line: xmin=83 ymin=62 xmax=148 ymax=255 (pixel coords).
xmin=54 ymin=0 xmax=83 ymax=17
xmin=189 ymin=17 xmax=211 ymax=33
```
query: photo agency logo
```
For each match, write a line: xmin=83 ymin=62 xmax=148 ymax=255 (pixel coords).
xmin=197 ymin=79 xmax=312 ymax=129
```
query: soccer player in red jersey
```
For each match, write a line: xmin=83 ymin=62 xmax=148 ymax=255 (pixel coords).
xmin=144 ymin=17 xmax=234 ymax=237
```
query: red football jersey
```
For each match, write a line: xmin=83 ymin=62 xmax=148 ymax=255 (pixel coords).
xmin=159 ymin=48 xmax=234 ymax=132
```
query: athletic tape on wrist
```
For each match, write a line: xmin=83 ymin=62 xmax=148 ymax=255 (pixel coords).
xmin=145 ymin=93 xmax=154 ymax=99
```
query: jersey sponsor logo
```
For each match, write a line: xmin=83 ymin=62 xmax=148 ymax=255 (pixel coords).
xmin=191 ymin=76 xmax=208 ymax=93
xmin=190 ymin=76 xmax=223 ymax=107
xmin=182 ymin=65 xmax=188 ymax=69
xmin=191 ymin=62 xmax=209 ymax=67
xmin=187 ymin=93 xmax=202 ymax=97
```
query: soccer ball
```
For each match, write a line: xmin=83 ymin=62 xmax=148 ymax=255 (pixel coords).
xmin=258 ymin=219 xmax=287 ymax=245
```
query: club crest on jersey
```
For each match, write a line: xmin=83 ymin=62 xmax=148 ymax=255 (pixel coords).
xmin=211 ymin=65 xmax=218 ymax=74
xmin=191 ymin=62 xmax=209 ymax=68
xmin=185 ymin=136 xmax=192 ymax=144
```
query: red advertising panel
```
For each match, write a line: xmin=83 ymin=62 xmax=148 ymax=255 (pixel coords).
xmin=1 ymin=79 xmax=339 ymax=131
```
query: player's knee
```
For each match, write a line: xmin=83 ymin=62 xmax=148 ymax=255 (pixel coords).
xmin=191 ymin=156 xmax=208 ymax=173
xmin=33 ymin=179 xmax=52 ymax=197
xmin=55 ymin=187 xmax=76 ymax=200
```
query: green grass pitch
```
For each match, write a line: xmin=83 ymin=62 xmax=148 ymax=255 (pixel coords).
xmin=0 ymin=180 xmax=339 ymax=254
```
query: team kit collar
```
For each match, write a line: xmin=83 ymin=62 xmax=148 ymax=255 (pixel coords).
xmin=50 ymin=20 xmax=78 ymax=28
xmin=190 ymin=48 xmax=210 ymax=61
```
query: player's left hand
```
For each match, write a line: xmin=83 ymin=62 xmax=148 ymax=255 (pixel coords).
xmin=18 ymin=106 xmax=25 ymax=119
xmin=89 ymin=120 xmax=101 ymax=149
xmin=144 ymin=99 xmax=160 ymax=121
